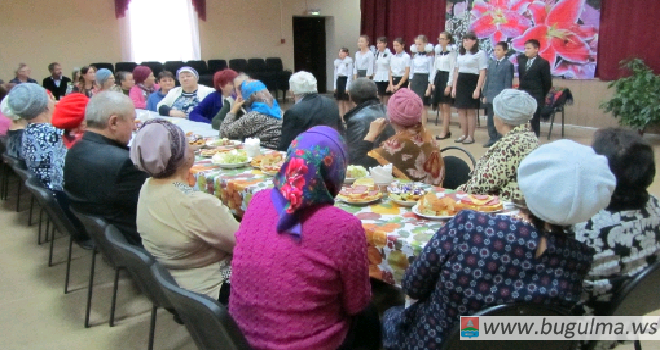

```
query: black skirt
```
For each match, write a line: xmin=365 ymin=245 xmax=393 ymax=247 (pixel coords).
xmin=455 ymin=72 xmax=480 ymax=109
xmin=433 ymin=70 xmax=454 ymax=105
xmin=375 ymin=82 xmax=389 ymax=96
xmin=335 ymin=77 xmax=349 ymax=101
xmin=392 ymin=76 xmax=409 ymax=89
xmin=410 ymin=73 xmax=431 ymax=106
xmin=357 ymin=70 xmax=367 ymax=78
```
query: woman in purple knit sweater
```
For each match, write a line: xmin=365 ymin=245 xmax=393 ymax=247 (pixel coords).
xmin=230 ymin=126 xmax=380 ymax=350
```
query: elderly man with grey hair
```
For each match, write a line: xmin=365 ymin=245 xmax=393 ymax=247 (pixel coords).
xmin=277 ymin=71 xmax=342 ymax=151
xmin=343 ymin=77 xmax=395 ymax=168
xmin=64 ymin=91 xmax=147 ymax=245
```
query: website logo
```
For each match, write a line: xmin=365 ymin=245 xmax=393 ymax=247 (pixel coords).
xmin=461 ymin=316 xmax=480 ymax=338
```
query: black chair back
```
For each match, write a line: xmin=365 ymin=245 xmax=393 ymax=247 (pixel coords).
xmin=229 ymin=59 xmax=248 ymax=74
xmin=140 ymin=61 xmax=164 ymax=77
xmin=70 ymin=208 xmax=118 ymax=265
xmin=25 ymin=176 xmax=78 ymax=237
xmin=115 ymin=62 xmax=138 ymax=73
xmin=164 ymin=61 xmax=186 ymax=76
xmin=440 ymin=303 xmax=576 ymax=350
xmin=442 ymin=155 xmax=472 ymax=190
xmin=91 ymin=62 xmax=114 ymax=73
xmin=265 ymin=57 xmax=284 ymax=72
xmin=186 ymin=60 xmax=208 ymax=75
xmin=208 ymin=60 xmax=227 ymax=73
xmin=104 ymin=226 xmax=171 ymax=309
xmin=246 ymin=59 xmax=266 ymax=73
xmin=151 ymin=263 xmax=253 ymax=350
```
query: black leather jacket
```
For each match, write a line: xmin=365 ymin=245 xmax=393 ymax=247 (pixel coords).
xmin=343 ymin=99 xmax=395 ymax=168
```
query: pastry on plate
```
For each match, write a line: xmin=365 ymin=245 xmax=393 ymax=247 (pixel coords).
xmin=458 ymin=194 xmax=504 ymax=212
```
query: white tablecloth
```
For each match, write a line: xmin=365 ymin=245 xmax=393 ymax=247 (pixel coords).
xmin=132 ymin=110 xmax=218 ymax=144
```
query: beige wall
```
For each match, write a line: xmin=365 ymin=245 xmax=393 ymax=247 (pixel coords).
xmin=0 ymin=0 xmax=621 ymax=129
xmin=0 ymin=0 xmax=123 ymax=84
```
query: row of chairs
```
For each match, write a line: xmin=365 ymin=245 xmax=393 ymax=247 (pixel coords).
xmin=0 ymin=153 xmax=252 ymax=349
xmin=90 ymin=58 xmax=292 ymax=101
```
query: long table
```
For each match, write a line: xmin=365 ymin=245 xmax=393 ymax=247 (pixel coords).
xmin=190 ymin=155 xmax=449 ymax=286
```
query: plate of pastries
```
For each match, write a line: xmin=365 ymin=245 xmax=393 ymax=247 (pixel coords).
xmin=388 ymin=182 xmax=428 ymax=207
xmin=413 ymin=193 xmax=504 ymax=220
xmin=251 ymin=152 xmax=286 ymax=174
xmin=337 ymin=178 xmax=383 ymax=205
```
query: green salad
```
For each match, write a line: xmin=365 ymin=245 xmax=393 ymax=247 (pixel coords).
xmin=214 ymin=150 xmax=248 ymax=164
xmin=347 ymin=165 xmax=368 ymax=178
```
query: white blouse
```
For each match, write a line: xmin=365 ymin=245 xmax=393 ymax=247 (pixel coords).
xmin=354 ymin=50 xmax=375 ymax=77
xmin=456 ymin=50 xmax=489 ymax=74
xmin=373 ymin=49 xmax=392 ymax=82
xmin=432 ymin=47 xmax=458 ymax=87
xmin=333 ymin=57 xmax=353 ymax=89
xmin=410 ymin=53 xmax=433 ymax=83
xmin=390 ymin=52 xmax=411 ymax=78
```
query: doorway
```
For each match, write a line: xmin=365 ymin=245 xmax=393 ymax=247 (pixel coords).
xmin=293 ymin=16 xmax=327 ymax=94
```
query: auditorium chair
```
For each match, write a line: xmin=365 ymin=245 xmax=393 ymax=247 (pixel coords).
xmin=140 ymin=61 xmax=164 ymax=77
xmin=115 ymin=61 xmax=137 ymax=73
xmin=90 ymin=62 xmax=114 ymax=72
xmin=208 ymin=59 xmax=228 ymax=73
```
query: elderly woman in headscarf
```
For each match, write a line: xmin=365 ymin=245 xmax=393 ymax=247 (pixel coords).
xmin=229 ymin=126 xmax=379 ymax=350
xmin=367 ymin=88 xmax=444 ymax=185
xmin=458 ymin=89 xmax=538 ymax=201
xmin=132 ymin=119 xmax=238 ymax=303
xmin=95 ymin=68 xmax=117 ymax=93
xmin=51 ymin=93 xmax=89 ymax=149
xmin=191 ymin=69 xmax=238 ymax=125
xmin=8 ymin=83 xmax=91 ymax=247
xmin=219 ymin=80 xmax=282 ymax=149
xmin=129 ymin=66 xmax=159 ymax=109
xmin=157 ymin=66 xmax=214 ymax=119
xmin=1 ymin=90 xmax=27 ymax=159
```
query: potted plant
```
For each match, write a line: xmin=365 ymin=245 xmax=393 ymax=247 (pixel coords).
xmin=600 ymin=58 xmax=660 ymax=133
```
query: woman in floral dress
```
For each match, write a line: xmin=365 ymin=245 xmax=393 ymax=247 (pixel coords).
xmin=368 ymin=88 xmax=444 ymax=185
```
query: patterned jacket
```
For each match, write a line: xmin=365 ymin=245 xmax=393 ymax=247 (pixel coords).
xmin=220 ymin=111 xmax=282 ymax=150
xmin=459 ymin=125 xmax=537 ymax=201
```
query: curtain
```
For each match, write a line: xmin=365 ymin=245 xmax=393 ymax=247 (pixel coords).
xmin=116 ymin=0 xmax=206 ymax=21
xmin=127 ymin=0 xmax=201 ymax=62
xmin=361 ymin=0 xmax=446 ymax=48
xmin=597 ymin=0 xmax=660 ymax=80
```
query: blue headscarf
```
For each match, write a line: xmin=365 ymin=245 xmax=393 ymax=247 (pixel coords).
xmin=241 ymin=80 xmax=282 ymax=119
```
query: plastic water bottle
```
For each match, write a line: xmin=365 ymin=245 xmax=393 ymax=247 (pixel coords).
xmin=65 ymin=82 xmax=73 ymax=95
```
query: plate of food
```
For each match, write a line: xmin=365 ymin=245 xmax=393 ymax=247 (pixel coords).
xmin=336 ymin=178 xmax=382 ymax=205
xmin=200 ymin=149 xmax=223 ymax=157
xmin=388 ymin=182 xmax=429 ymax=207
xmin=412 ymin=193 xmax=462 ymax=220
xmin=205 ymin=138 xmax=242 ymax=149
xmin=188 ymin=134 xmax=205 ymax=146
xmin=211 ymin=149 xmax=251 ymax=168
xmin=344 ymin=165 xmax=369 ymax=184
xmin=457 ymin=194 xmax=505 ymax=213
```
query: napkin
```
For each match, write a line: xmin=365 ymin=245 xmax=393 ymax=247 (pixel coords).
xmin=370 ymin=163 xmax=393 ymax=184
xmin=245 ymin=138 xmax=261 ymax=157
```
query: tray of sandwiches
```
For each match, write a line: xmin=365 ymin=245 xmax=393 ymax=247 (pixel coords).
xmin=251 ymin=152 xmax=286 ymax=175
xmin=336 ymin=178 xmax=383 ymax=205
xmin=413 ymin=193 xmax=505 ymax=220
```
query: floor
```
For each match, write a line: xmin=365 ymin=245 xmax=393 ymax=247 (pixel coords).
xmin=0 ymin=109 xmax=659 ymax=350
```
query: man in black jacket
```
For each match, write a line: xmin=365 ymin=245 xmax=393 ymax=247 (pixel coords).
xmin=64 ymin=91 xmax=147 ymax=245
xmin=42 ymin=62 xmax=71 ymax=100
xmin=517 ymin=39 xmax=552 ymax=137
xmin=278 ymin=72 xmax=343 ymax=151
xmin=343 ymin=78 xmax=395 ymax=168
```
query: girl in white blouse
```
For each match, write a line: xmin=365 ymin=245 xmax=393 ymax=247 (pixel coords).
xmin=374 ymin=37 xmax=392 ymax=104
xmin=410 ymin=35 xmax=434 ymax=127
xmin=354 ymin=35 xmax=375 ymax=80
xmin=389 ymin=38 xmax=411 ymax=94
xmin=432 ymin=32 xmax=458 ymax=140
xmin=451 ymin=32 xmax=488 ymax=144
xmin=334 ymin=48 xmax=353 ymax=117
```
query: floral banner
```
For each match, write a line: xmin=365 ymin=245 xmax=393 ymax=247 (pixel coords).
xmin=445 ymin=0 xmax=600 ymax=79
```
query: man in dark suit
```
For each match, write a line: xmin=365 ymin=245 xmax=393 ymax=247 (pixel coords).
xmin=517 ymin=39 xmax=552 ymax=137
xmin=482 ymin=41 xmax=514 ymax=147
xmin=278 ymin=71 xmax=343 ymax=151
xmin=42 ymin=62 xmax=72 ymax=100
xmin=64 ymin=91 xmax=147 ymax=245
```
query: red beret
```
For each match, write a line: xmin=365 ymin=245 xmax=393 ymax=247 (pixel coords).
xmin=132 ymin=66 xmax=152 ymax=85
xmin=52 ymin=93 xmax=89 ymax=130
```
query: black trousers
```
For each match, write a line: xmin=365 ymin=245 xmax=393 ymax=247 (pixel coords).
xmin=530 ymin=96 xmax=544 ymax=137
xmin=485 ymin=103 xmax=502 ymax=142
xmin=337 ymin=303 xmax=381 ymax=350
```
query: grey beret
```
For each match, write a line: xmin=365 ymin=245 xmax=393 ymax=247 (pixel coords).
xmin=96 ymin=69 xmax=113 ymax=86
xmin=6 ymin=83 xmax=49 ymax=120
xmin=493 ymin=89 xmax=537 ymax=126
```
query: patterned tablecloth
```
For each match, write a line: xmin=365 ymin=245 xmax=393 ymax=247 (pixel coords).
xmin=191 ymin=152 xmax=451 ymax=286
